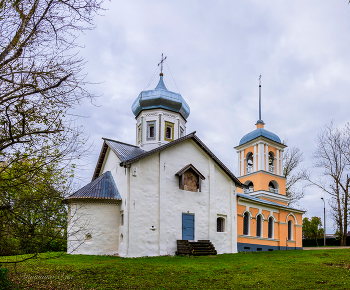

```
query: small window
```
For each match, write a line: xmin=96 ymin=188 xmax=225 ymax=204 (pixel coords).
xmin=121 ymin=214 xmax=124 ymax=226
xmin=120 ymin=234 xmax=123 ymax=244
xmin=217 ymin=217 xmax=225 ymax=232
xmin=268 ymin=216 xmax=274 ymax=239
xmin=243 ymin=212 xmax=250 ymax=235
xmin=147 ymin=121 xmax=156 ymax=140
xmin=256 ymin=215 xmax=262 ymax=237
xmin=288 ymin=220 xmax=293 ymax=240
xmin=164 ymin=121 xmax=174 ymax=141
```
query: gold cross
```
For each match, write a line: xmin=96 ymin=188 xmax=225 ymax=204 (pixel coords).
xmin=158 ymin=53 xmax=167 ymax=74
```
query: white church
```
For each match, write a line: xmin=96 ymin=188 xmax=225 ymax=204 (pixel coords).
xmin=66 ymin=64 xmax=304 ymax=257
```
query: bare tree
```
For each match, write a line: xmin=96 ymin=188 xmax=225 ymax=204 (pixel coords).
xmin=0 ymin=0 xmax=102 ymax=261
xmin=0 ymin=0 xmax=102 ymax=163
xmin=283 ymin=144 xmax=304 ymax=205
xmin=302 ymin=123 xmax=350 ymax=246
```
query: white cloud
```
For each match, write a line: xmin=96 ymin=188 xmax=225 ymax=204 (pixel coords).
xmin=71 ymin=0 xmax=350 ymax=234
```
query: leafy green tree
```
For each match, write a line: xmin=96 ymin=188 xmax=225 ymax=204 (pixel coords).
xmin=0 ymin=0 xmax=101 ymax=260
xmin=0 ymin=157 xmax=72 ymax=260
xmin=302 ymin=216 xmax=324 ymax=245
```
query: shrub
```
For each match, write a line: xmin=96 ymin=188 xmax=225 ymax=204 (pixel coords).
xmin=0 ymin=263 xmax=12 ymax=290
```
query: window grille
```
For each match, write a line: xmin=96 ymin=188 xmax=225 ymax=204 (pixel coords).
xmin=268 ymin=217 xmax=273 ymax=239
xmin=256 ymin=215 xmax=262 ymax=237
xmin=243 ymin=212 xmax=249 ymax=235
xmin=217 ymin=217 xmax=225 ymax=232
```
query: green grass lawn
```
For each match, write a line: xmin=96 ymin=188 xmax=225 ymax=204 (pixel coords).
xmin=2 ymin=249 xmax=350 ymax=289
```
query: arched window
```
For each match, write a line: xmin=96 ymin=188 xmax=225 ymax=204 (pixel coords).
xmin=256 ymin=215 xmax=262 ymax=237
xmin=268 ymin=217 xmax=274 ymax=239
xmin=246 ymin=152 xmax=254 ymax=174
xmin=217 ymin=217 xmax=225 ymax=232
xmin=269 ymin=152 xmax=275 ymax=173
xmin=243 ymin=212 xmax=250 ymax=235
xmin=288 ymin=220 xmax=293 ymax=240
xmin=268 ymin=180 xmax=279 ymax=193
xmin=120 ymin=234 xmax=123 ymax=244
xmin=243 ymin=181 xmax=254 ymax=194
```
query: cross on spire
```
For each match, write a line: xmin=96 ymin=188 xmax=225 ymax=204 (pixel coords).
xmin=158 ymin=53 xmax=167 ymax=75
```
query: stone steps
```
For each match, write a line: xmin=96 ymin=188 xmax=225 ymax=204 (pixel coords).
xmin=176 ymin=240 xmax=217 ymax=256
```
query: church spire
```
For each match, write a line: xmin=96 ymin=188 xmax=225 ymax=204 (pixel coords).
xmin=256 ymin=75 xmax=265 ymax=129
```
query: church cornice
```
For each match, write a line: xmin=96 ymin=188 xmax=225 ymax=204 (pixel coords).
xmin=239 ymin=170 xmax=286 ymax=180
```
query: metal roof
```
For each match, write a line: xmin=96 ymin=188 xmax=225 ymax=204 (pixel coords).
xmin=66 ymin=171 xmax=121 ymax=201
xmin=131 ymin=75 xmax=190 ymax=120
xmin=239 ymin=128 xmax=282 ymax=145
xmin=237 ymin=192 xmax=304 ymax=212
xmin=92 ymin=139 xmax=146 ymax=181
xmin=104 ymin=139 xmax=146 ymax=162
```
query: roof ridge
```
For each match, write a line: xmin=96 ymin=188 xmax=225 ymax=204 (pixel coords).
xmin=120 ymin=131 xmax=196 ymax=165
xmin=102 ymin=138 xmax=143 ymax=149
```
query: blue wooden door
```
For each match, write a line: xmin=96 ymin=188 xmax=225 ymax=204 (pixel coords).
xmin=182 ymin=213 xmax=194 ymax=240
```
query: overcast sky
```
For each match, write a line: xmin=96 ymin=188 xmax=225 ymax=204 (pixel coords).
xmin=72 ymin=0 xmax=350 ymax=234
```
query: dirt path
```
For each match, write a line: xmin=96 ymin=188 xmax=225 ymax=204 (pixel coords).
xmin=303 ymin=246 xmax=350 ymax=250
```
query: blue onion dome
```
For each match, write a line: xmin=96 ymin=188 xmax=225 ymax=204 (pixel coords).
xmin=239 ymin=128 xmax=282 ymax=145
xmin=131 ymin=74 xmax=190 ymax=120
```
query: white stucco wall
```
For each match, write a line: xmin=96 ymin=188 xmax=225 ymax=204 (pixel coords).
xmin=67 ymin=202 xmax=120 ymax=255
xmin=125 ymin=139 xmax=238 ymax=257
xmin=69 ymin=137 xmax=239 ymax=257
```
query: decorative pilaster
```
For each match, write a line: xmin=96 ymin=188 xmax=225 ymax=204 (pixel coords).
xmin=254 ymin=145 xmax=257 ymax=172
xmin=265 ymin=144 xmax=269 ymax=172
xmin=280 ymin=150 xmax=284 ymax=176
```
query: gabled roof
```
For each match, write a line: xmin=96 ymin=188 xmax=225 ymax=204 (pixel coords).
xmin=92 ymin=139 xmax=145 ymax=181
xmin=99 ymin=132 xmax=244 ymax=188
xmin=175 ymin=164 xmax=206 ymax=180
xmin=104 ymin=139 xmax=146 ymax=161
xmin=66 ymin=171 xmax=121 ymax=202
xmin=237 ymin=193 xmax=305 ymax=213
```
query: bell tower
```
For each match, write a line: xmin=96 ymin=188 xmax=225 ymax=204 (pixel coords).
xmin=234 ymin=77 xmax=288 ymax=205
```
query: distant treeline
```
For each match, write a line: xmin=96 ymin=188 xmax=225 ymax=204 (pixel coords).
xmin=303 ymin=236 xmax=350 ymax=247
